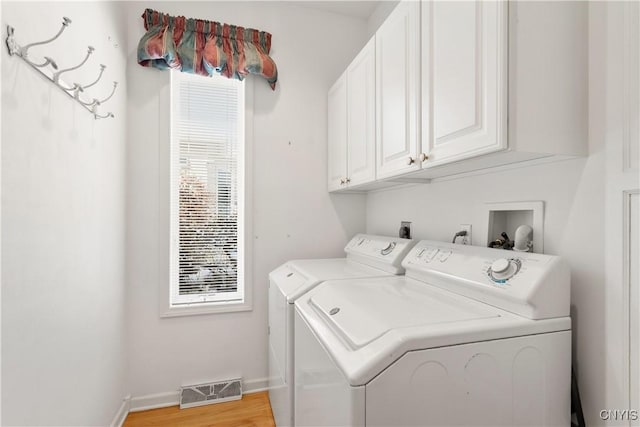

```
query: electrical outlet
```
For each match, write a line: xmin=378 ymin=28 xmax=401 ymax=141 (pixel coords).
xmin=400 ymin=221 xmax=412 ymax=239
xmin=459 ymin=224 xmax=472 ymax=245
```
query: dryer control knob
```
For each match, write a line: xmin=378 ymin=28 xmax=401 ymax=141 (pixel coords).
xmin=491 ymin=258 xmax=510 ymax=274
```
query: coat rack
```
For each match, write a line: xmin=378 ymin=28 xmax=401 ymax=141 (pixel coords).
xmin=5 ymin=17 xmax=117 ymax=119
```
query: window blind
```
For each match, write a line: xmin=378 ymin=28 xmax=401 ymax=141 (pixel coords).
xmin=170 ymin=71 xmax=245 ymax=306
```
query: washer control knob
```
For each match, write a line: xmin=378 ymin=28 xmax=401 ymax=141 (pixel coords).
xmin=491 ymin=258 xmax=510 ymax=274
xmin=487 ymin=258 xmax=522 ymax=283
xmin=380 ymin=242 xmax=397 ymax=255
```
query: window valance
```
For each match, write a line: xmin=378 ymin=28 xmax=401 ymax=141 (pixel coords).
xmin=137 ymin=9 xmax=278 ymax=89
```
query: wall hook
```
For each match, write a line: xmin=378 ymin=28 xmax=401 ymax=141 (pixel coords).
xmin=94 ymin=111 xmax=114 ymax=119
xmin=77 ymin=97 xmax=99 ymax=110
xmin=81 ymin=64 xmax=106 ymax=90
xmin=20 ymin=16 xmax=71 ymax=57
xmin=5 ymin=17 xmax=115 ymax=119
xmin=96 ymin=81 xmax=118 ymax=105
xmin=28 ymin=55 xmax=58 ymax=70
xmin=53 ymin=46 xmax=94 ymax=85
xmin=6 ymin=17 xmax=71 ymax=59
xmin=72 ymin=64 xmax=107 ymax=99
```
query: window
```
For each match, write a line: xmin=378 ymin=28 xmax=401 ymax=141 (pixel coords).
xmin=168 ymin=71 xmax=249 ymax=313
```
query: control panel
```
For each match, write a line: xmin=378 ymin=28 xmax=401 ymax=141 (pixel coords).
xmin=344 ymin=234 xmax=416 ymax=273
xmin=402 ymin=240 xmax=569 ymax=319
xmin=346 ymin=235 xmax=409 ymax=260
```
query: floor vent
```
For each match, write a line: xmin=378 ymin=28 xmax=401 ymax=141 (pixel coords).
xmin=180 ymin=378 xmax=242 ymax=409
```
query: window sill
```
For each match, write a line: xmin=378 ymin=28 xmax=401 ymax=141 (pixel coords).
xmin=160 ymin=301 xmax=253 ymax=318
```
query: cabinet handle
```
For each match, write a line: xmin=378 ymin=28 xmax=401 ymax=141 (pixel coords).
xmin=407 ymin=157 xmax=415 ymax=165
xmin=346 ymin=178 xmax=351 ymax=184
xmin=340 ymin=178 xmax=346 ymax=185
xmin=420 ymin=153 xmax=429 ymax=162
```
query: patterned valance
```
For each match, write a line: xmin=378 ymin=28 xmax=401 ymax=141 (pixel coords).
xmin=137 ymin=9 xmax=278 ymax=89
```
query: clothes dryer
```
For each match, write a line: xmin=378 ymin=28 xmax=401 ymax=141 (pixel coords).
xmin=268 ymin=234 xmax=415 ymax=427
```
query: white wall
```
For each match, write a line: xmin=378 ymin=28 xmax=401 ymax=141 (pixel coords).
xmin=596 ymin=1 xmax=640 ymax=422
xmin=366 ymin=0 xmax=399 ymax=38
xmin=365 ymin=2 xmax=638 ymax=425
xmin=125 ymin=1 xmax=367 ymax=403
xmin=1 ymin=2 xmax=128 ymax=426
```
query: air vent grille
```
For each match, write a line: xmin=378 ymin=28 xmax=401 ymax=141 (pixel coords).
xmin=180 ymin=378 xmax=242 ymax=409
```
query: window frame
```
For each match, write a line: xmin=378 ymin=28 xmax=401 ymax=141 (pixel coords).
xmin=159 ymin=71 xmax=253 ymax=318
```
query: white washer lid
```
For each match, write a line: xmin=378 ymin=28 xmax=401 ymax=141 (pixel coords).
xmin=296 ymin=276 xmax=571 ymax=386
xmin=269 ymin=259 xmax=394 ymax=302
xmin=309 ymin=277 xmax=500 ymax=349
xmin=289 ymin=259 xmax=392 ymax=281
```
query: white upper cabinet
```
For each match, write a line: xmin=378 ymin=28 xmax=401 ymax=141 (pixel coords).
xmin=327 ymin=38 xmax=377 ymax=192
xmin=328 ymin=0 xmax=587 ymax=191
xmin=375 ymin=0 xmax=421 ymax=180
xmin=347 ymin=38 xmax=376 ymax=187
xmin=327 ymin=72 xmax=348 ymax=192
xmin=417 ymin=0 xmax=586 ymax=179
xmin=422 ymin=1 xmax=507 ymax=167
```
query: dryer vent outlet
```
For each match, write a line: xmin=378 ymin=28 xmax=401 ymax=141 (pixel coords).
xmin=180 ymin=378 xmax=242 ymax=409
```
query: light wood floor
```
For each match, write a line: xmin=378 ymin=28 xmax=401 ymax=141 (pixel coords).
xmin=123 ymin=391 xmax=275 ymax=427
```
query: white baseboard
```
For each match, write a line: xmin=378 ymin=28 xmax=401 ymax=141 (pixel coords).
xmin=130 ymin=391 xmax=180 ymax=412
xmin=243 ymin=377 xmax=270 ymax=393
xmin=110 ymin=395 xmax=131 ymax=427
xmin=129 ymin=377 xmax=271 ymax=413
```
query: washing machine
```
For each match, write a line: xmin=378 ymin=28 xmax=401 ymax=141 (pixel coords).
xmin=294 ymin=240 xmax=571 ymax=426
xmin=268 ymin=234 xmax=416 ymax=427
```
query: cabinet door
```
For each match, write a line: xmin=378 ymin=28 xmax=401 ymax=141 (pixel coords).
xmin=327 ymin=73 xmax=348 ymax=192
xmin=375 ymin=1 xmax=421 ymax=180
xmin=422 ymin=1 xmax=507 ymax=167
xmin=347 ymin=38 xmax=376 ymax=187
